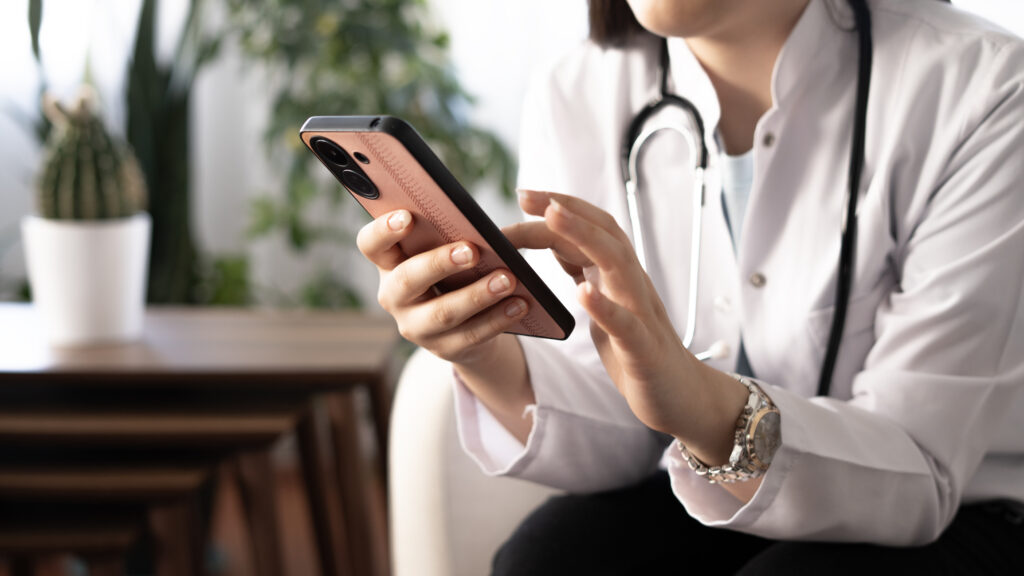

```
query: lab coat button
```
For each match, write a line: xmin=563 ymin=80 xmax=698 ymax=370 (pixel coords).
xmin=762 ymin=132 xmax=776 ymax=147
xmin=749 ymin=272 xmax=767 ymax=288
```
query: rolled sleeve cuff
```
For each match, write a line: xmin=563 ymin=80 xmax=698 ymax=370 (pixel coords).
xmin=452 ymin=372 xmax=532 ymax=475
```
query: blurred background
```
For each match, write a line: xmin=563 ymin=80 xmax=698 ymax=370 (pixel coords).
xmin=0 ymin=0 xmax=588 ymax=311
xmin=0 ymin=0 xmax=1022 ymax=312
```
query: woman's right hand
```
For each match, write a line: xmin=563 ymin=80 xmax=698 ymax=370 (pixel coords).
xmin=357 ymin=209 xmax=530 ymax=368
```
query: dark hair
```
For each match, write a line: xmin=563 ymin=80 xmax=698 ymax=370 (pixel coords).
xmin=588 ymin=0 xmax=649 ymax=46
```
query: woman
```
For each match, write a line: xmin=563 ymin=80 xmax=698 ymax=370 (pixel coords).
xmin=361 ymin=0 xmax=1024 ymax=572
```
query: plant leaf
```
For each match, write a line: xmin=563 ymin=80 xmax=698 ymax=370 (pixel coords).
xmin=29 ymin=0 xmax=42 ymax=63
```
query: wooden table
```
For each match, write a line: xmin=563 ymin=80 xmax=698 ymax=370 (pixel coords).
xmin=0 ymin=304 xmax=402 ymax=576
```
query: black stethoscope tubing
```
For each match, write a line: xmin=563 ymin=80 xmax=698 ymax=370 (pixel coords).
xmin=620 ymin=0 xmax=872 ymax=398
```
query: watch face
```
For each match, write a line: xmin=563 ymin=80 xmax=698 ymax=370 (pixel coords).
xmin=751 ymin=410 xmax=782 ymax=467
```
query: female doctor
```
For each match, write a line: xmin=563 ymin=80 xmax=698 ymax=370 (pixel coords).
xmin=360 ymin=0 xmax=1024 ymax=572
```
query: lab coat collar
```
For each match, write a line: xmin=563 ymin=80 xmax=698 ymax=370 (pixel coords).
xmin=665 ymin=0 xmax=839 ymax=133
xmin=772 ymin=0 xmax=837 ymax=107
xmin=665 ymin=38 xmax=721 ymax=142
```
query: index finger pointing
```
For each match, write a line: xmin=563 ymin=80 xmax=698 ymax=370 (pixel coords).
xmin=518 ymin=189 xmax=631 ymax=245
xmin=501 ymin=220 xmax=593 ymax=268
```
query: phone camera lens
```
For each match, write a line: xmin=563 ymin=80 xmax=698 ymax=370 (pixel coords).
xmin=341 ymin=169 xmax=379 ymax=199
xmin=313 ymin=138 xmax=350 ymax=167
xmin=354 ymin=152 xmax=370 ymax=164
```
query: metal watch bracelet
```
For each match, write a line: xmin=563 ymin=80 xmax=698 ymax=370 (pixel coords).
xmin=676 ymin=374 xmax=779 ymax=484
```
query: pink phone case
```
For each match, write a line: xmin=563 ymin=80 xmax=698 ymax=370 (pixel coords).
xmin=301 ymin=116 xmax=574 ymax=340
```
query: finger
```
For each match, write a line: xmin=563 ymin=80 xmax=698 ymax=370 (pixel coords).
xmin=588 ymin=320 xmax=626 ymax=389
xmin=403 ymin=270 xmax=518 ymax=337
xmin=357 ymin=210 xmax=413 ymax=271
xmin=429 ymin=297 xmax=530 ymax=358
xmin=385 ymin=241 xmax=479 ymax=306
xmin=578 ymin=281 xmax=647 ymax=350
xmin=545 ymin=199 xmax=646 ymax=296
xmin=554 ymin=254 xmax=586 ymax=283
xmin=588 ymin=314 xmax=610 ymax=349
xmin=517 ymin=188 xmax=556 ymax=216
xmin=518 ymin=189 xmax=631 ymax=245
xmin=501 ymin=221 xmax=593 ymax=269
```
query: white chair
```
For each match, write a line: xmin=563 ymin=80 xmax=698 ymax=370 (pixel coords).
xmin=389 ymin=347 xmax=560 ymax=576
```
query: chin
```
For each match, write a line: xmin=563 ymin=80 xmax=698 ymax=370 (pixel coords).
xmin=625 ymin=0 xmax=735 ymax=38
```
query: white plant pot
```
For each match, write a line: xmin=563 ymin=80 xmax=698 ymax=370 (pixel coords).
xmin=21 ymin=213 xmax=152 ymax=347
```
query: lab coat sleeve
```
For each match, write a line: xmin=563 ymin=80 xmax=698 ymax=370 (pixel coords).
xmin=668 ymin=40 xmax=1024 ymax=545
xmin=452 ymin=53 xmax=671 ymax=492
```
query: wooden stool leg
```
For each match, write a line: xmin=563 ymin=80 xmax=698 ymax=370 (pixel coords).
xmin=296 ymin=405 xmax=352 ymax=576
xmin=235 ymin=451 xmax=284 ymax=576
xmin=151 ymin=497 xmax=204 ymax=576
xmin=325 ymin=392 xmax=375 ymax=576
xmin=367 ymin=372 xmax=393 ymax=482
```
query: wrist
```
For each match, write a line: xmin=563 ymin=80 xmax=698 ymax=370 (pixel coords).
xmin=676 ymin=374 xmax=781 ymax=484
xmin=454 ymin=335 xmax=535 ymax=442
xmin=454 ymin=334 xmax=522 ymax=382
xmin=672 ymin=361 xmax=750 ymax=466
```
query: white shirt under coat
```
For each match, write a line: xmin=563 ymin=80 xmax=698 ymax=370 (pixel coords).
xmin=453 ymin=0 xmax=1024 ymax=545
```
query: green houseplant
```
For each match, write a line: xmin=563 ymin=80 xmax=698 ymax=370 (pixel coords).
xmin=26 ymin=0 xmax=220 ymax=305
xmin=21 ymin=91 xmax=152 ymax=345
xmin=18 ymin=0 xmax=514 ymax=309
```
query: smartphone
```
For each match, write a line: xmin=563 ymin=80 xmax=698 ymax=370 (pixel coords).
xmin=300 ymin=115 xmax=574 ymax=340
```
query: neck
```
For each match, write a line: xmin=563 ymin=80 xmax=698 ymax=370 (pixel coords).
xmin=685 ymin=0 xmax=810 ymax=154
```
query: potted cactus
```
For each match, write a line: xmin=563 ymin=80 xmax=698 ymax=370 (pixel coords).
xmin=21 ymin=90 xmax=151 ymax=346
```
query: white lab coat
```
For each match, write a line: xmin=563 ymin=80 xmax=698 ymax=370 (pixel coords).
xmin=453 ymin=0 xmax=1024 ymax=545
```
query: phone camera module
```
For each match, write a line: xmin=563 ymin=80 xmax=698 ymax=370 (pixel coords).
xmin=341 ymin=169 xmax=379 ymax=199
xmin=354 ymin=152 xmax=370 ymax=165
xmin=313 ymin=138 xmax=350 ymax=168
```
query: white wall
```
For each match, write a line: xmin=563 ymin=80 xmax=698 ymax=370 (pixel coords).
xmin=960 ymin=0 xmax=1024 ymax=36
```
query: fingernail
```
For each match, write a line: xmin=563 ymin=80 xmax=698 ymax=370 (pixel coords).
xmin=387 ymin=211 xmax=410 ymax=231
xmin=505 ymin=299 xmax=526 ymax=317
xmin=488 ymin=273 xmax=511 ymax=295
xmin=451 ymin=244 xmax=473 ymax=265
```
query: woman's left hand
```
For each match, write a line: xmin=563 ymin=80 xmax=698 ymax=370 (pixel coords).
xmin=505 ymin=190 xmax=746 ymax=452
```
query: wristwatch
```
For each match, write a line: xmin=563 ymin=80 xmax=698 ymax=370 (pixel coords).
xmin=676 ymin=375 xmax=781 ymax=484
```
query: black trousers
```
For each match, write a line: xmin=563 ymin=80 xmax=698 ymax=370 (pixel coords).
xmin=492 ymin=472 xmax=1024 ymax=575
